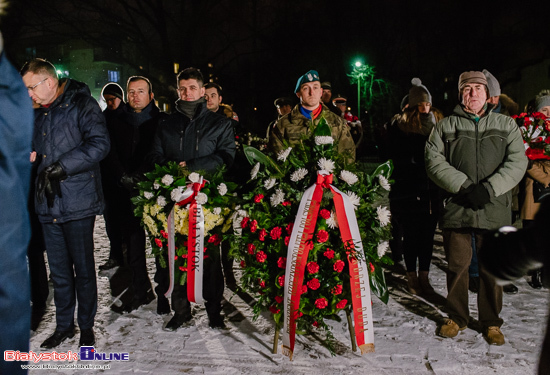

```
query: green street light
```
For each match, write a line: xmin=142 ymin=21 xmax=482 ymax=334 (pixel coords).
xmin=355 ymin=61 xmax=362 ymax=68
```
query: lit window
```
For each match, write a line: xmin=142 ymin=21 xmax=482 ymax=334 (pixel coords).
xmin=108 ymin=70 xmax=120 ymax=83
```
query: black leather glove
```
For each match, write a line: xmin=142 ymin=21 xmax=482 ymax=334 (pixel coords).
xmin=120 ymin=173 xmax=141 ymax=192
xmin=36 ymin=162 xmax=66 ymax=207
xmin=465 ymin=184 xmax=491 ymax=210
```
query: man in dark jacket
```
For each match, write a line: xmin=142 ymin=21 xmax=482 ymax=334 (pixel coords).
xmin=99 ymin=82 xmax=126 ymax=271
xmin=148 ymin=67 xmax=235 ymax=331
xmin=21 ymin=58 xmax=110 ymax=349
xmin=103 ymin=76 xmax=162 ymax=313
xmin=0 ymin=33 xmax=34 ymax=375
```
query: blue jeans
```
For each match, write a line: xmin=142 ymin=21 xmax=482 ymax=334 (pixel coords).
xmin=42 ymin=216 xmax=97 ymax=331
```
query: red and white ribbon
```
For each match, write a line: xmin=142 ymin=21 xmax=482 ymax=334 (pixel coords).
xmin=282 ymin=171 xmax=374 ymax=359
xmin=165 ymin=177 xmax=206 ymax=304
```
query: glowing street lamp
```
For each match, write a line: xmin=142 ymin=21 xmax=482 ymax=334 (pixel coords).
xmin=354 ymin=61 xmax=362 ymax=115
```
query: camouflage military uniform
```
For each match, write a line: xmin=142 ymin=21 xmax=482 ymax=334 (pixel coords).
xmin=268 ymin=104 xmax=355 ymax=162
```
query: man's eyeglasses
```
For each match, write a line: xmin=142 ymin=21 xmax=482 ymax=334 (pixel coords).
xmin=27 ymin=78 xmax=48 ymax=92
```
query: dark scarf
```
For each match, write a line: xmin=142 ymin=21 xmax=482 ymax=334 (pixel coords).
xmin=122 ymin=100 xmax=158 ymax=128
xmin=176 ymin=98 xmax=205 ymax=119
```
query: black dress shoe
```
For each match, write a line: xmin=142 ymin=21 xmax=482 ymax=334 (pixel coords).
xmin=164 ymin=312 xmax=192 ymax=331
xmin=40 ymin=329 xmax=75 ymax=348
xmin=503 ymin=283 xmax=519 ymax=294
xmin=157 ymin=296 xmax=171 ymax=315
xmin=79 ymin=328 xmax=95 ymax=346
xmin=31 ymin=306 xmax=47 ymax=331
xmin=529 ymin=270 xmax=543 ymax=289
xmin=208 ymin=314 xmax=226 ymax=329
xmin=99 ymin=259 xmax=119 ymax=271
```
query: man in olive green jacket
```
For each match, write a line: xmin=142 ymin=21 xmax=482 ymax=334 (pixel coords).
xmin=425 ymin=71 xmax=527 ymax=346
xmin=268 ymin=70 xmax=355 ymax=163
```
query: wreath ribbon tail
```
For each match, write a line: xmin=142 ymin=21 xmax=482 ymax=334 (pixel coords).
xmin=165 ymin=208 xmax=176 ymax=298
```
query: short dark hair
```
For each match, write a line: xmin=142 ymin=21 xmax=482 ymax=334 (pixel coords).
xmin=177 ymin=67 xmax=204 ymax=86
xmin=204 ymin=82 xmax=222 ymax=96
xmin=20 ymin=58 xmax=58 ymax=79
xmin=127 ymin=76 xmax=153 ymax=94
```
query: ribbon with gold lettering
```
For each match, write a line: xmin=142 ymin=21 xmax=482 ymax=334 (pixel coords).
xmin=282 ymin=171 xmax=374 ymax=359
xmin=165 ymin=177 xmax=206 ymax=304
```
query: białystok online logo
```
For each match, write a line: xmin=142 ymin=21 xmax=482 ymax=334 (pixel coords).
xmin=4 ymin=347 xmax=130 ymax=362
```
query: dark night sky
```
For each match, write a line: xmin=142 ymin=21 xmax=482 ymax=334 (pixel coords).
xmin=3 ymin=0 xmax=550 ymax=131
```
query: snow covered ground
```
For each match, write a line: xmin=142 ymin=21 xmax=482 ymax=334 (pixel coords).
xmin=28 ymin=216 xmax=548 ymax=375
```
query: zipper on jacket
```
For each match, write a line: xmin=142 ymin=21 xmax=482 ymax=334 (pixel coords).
xmin=196 ymin=129 xmax=199 ymax=151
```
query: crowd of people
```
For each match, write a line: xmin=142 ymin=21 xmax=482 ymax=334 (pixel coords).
xmin=3 ymin=47 xmax=550 ymax=374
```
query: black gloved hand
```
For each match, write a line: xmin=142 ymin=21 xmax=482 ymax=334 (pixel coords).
xmin=37 ymin=162 xmax=66 ymax=207
xmin=465 ymin=184 xmax=491 ymax=210
xmin=120 ymin=173 xmax=141 ymax=192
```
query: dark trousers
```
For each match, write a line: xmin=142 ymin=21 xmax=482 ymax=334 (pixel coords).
xmin=155 ymin=245 xmax=224 ymax=317
xmin=42 ymin=216 xmax=97 ymax=331
xmin=28 ymin=211 xmax=49 ymax=308
xmin=443 ymin=228 xmax=503 ymax=328
xmin=401 ymin=211 xmax=438 ymax=272
xmin=122 ymin=214 xmax=152 ymax=301
xmin=103 ymin=196 xmax=125 ymax=264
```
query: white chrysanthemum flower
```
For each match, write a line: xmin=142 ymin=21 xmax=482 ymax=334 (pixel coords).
xmin=188 ymin=172 xmax=200 ymax=183
xmin=156 ymin=195 xmax=167 ymax=208
xmin=195 ymin=192 xmax=208 ymax=205
xmin=339 ymin=170 xmax=358 ymax=185
xmin=317 ymin=158 xmax=335 ymax=173
xmin=345 ymin=191 xmax=360 ymax=209
xmin=213 ymin=207 xmax=221 ymax=215
xmin=153 ymin=182 xmax=160 ymax=190
xmin=377 ymin=241 xmax=389 ymax=257
xmin=161 ymin=174 xmax=174 ymax=185
xmin=217 ymin=183 xmax=227 ymax=196
xmin=378 ymin=175 xmax=391 ymax=191
xmin=377 ymin=206 xmax=391 ymax=227
xmin=326 ymin=210 xmax=338 ymax=229
xmin=264 ymin=178 xmax=277 ymax=190
xmin=277 ymin=147 xmax=292 ymax=162
xmin=144 ymin=191 xmax=154 ymax=200
xmin=170 ymin=186 xmax=185 ymax=202
xmin=290 ymin=168 xmax=308 ymax=182
xmin=315 ymin=136 xmax=334 ymax=145
xmin=250 ymin=162 xmax=260 ymax=180
xmin=270 ymin=188 xmax=285 ymax=207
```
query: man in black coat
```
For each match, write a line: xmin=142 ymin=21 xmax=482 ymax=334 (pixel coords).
xmin=21 ymin=58 xmax=110 ymax=349
xmin=148 ymin=67 xmax=235 ymax=330
xmin=103 ymin=76 xmax=162 ymax=313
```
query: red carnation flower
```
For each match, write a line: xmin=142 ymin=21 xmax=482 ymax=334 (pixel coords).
xmin=254 ymin=194 xmax=264 ymax=203
xmin=301 ymin=285 xmax=308 ymax=294
xmin=241 ymin=217 xmax=250 ymax=229
xmin=315 ymin=298 xmax=328 ymax=309
xmin=278 ymin=275 xmax=285 ymax=287
xmin=270 ymin=226 xmax=282 ymax=240
xmin=155 ymin=238 xmax=163 ymax=248
xmin=286 ymin=222 xmax=294 ymax=234
xmin=259 ymin=228 xmax=267 ymax=241
xmin=282 ymin=201 xmax=291 ymax=206
xmin=247 ymin=243 xmax=256 ymax=254
xmin=208 ymin=233 xmax=221 ymax=246
xmin=258 ymin=279 xmax=266 ymax=288
xmin=269 ymin=305 xmax=280 ymax=314
xmin=316 ymin=229 xmax=329 ymax=243
xmin=178 ymin=266 xmax=187 ymax=272
xmin=332 ymin=284 xmax=343 ymax=295
xmin=312 ymin=321 xmax=319 ymax=327
xmin=277 ymin=257 xmax=287 ymax=269
xmin=284 ymin=236 xmax=290 ymax=246
xmin=250 ymin=219 xmax=258 ymax=233
xmin=240 ymin=260 xmax=246 ymax=268
xmin=275 ymin=295 xmax=284 ymax=304
xmin=295 ymin=311 xmax=303 ymax=319
xmin=336 ymin=299 xmax=348 ymax=309
xmin=334 ymin=260 xmax=345 ymax=273
xmin=307 ymin=261 xmax=319 ymax=274
xmin=160 ymin=230 xmax=168 ymax=239
xmin=307 ymin=278 xmax=320 ymax=290
xmin=324 ymin=248 xmax=335 ymax=259
xmin=256 ymin=251 xmax=267 ymax=263
xmin=319 ymin=209 xmax=331 ymax=219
